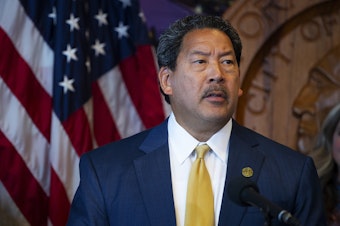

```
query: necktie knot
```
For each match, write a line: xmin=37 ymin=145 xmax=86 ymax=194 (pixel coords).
xmin=195 ymin=144 xmax=210 ymax=159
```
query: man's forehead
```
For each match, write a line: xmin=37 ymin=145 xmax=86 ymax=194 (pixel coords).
xmin=181 ymin=29 xmax=234 ymax=53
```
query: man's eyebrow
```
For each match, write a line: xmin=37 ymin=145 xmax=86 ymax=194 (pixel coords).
xmin=219 ymin=50 xmax=234 ymax=57
xmin=189 ymin=50 xmax=234 ymax=57
xmin=189 ymin=50 xmax=210 ymax=56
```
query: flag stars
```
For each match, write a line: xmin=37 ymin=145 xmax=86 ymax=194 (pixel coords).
xmin=95 ymin=9 xmax=108 ymax=27
xmin=48 ymin=7 xmax=57 ymax=25
xmin=62 ymin=44 xmax=78 ymax=62
xmin=92 ymin=39 xmax=106 ymax=56
xmin=85 ymin=57 xmax=91 ymax=73
xmin=59 ymin=75 xmax=75 ymax=94
xmin=66 ymin=14 xmax=80 ymax=31
xmin=139 ymin=11 xmax=146 ymax=23
xmin=119 ymin=0 xmax=131 ymax=8
xmin=115 ymin=22 xmax=129 ymax=39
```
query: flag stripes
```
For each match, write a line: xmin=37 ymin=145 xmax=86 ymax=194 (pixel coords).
xmin=0 ymin=0 xmax=167 ymax=225
xmin=0 ymin=131 xmax=49 ymax=226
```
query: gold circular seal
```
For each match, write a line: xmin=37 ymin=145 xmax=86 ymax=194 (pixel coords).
xmin=242 ymin=167 xmax=254 ymax=178
xmin=223 ymin=0 xmax=340 ymax=154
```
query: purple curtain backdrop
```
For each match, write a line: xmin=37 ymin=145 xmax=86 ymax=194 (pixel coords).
xmin=139 ymin=0 xmax=192 ymax=39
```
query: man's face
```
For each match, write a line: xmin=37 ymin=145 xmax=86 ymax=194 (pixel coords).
xmin=293 ymin=69 xmax=340 ymax=154
xmin=159 ymin=28 xmax=242 ymax=132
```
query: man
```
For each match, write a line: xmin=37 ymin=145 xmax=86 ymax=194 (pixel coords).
xmin=67 ymin=15 xmax=326 ymax=226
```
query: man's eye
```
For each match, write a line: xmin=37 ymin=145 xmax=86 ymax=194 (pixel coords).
xmin=194 ymin=60 xmax=205 ymax=64
xmin=222 ymin=59 xmax=233 ymax=64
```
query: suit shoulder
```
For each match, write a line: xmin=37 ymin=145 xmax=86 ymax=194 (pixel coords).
xmin=81 ymin=128 xmax=151 ymax=166
xmin=232 ymin=120 xmax=307 ymax=160
xmin=81 ymin=120 xmax=168 ymax=167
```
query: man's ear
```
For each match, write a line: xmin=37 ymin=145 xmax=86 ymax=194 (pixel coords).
xmin=158 ymin=67 xmax=172 ymax=95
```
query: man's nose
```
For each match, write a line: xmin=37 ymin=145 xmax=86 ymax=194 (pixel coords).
xmin=208 ymin=62 xmax=224 ymax=83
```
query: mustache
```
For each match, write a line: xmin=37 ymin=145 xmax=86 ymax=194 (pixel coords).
xmin=202 ymin=86 xmax=228 ymax=99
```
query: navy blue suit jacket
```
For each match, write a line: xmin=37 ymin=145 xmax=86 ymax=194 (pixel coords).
xmin=67 ymin=119 xmax=326 ymax=226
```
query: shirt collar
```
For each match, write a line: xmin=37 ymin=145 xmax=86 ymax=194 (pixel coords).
xmin=206 ymin=120 xmax=231 ymax=164
xmin=168 ymin=113 xmax=232 ymax=164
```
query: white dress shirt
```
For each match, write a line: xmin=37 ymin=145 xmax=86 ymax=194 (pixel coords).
xmin=168 ymin=113 xmax=231 ymax=226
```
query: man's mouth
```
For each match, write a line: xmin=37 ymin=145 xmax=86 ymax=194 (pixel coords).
xmin=203 ymin=87 xmax=228 ymax=99
xmin=205 ymin=92 xmax=226 ymax=98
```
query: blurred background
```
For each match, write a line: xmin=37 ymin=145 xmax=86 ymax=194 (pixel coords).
xmin=0 ymin=0 xmax=339 ymax=225
xmin=140 ymin=0 xmax=235 ymax=39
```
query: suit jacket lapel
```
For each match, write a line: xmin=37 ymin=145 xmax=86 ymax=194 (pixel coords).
xmin=133 ymin=121 xmax=176 ymax=226
xmin=132 ymin=120 xmax=266 ymax=226
xmin=218 ymin=120 xmax=265 ymax=226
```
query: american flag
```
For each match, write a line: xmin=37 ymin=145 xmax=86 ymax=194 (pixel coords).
xmin=0 ymin=0 xmax=167 ymax=225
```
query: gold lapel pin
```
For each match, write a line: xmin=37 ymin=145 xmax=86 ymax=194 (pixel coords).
xmin=242 ymin=167 xmax=253 ymax=178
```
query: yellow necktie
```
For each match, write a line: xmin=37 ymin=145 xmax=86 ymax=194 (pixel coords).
xmin=184 ymin=144 xmax=214 ymax=226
